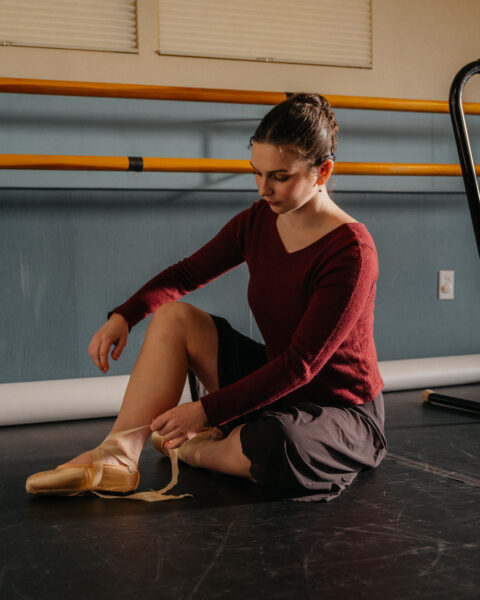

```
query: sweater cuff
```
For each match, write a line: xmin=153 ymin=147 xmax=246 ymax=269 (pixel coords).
xmin=107 ymin=308 xmax=135 ymax=331
xmin=200 ymin=394 xmax=223 ymax=427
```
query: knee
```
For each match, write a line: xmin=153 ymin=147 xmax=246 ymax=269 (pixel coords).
xmin=149 ymin=301 xmax=195 ymax=331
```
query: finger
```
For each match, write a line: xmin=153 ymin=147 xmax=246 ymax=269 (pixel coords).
xmin=88 ymin=338 xmax=102 ymax=371
xmin=150 ymin=414 xmax=166 ymax=431
xmin=161 ymin=428 xmax=184 ymax=445
xmin=151 ymin=408 xmax=176 ymax=431
xmin=150 ymin=417 xmax=174 ymax=435
xmin=112 ymin=333 xmax=127 ymax=361
xmin=155 ymin=422 xmax=179 ymax=439
xmin=152 ymin=415 xmax=182 ymax=439
xmin=98 ymin=341 xmax=111 ymax=373
xmin=164 ymin=436 xmax=186 ymax=450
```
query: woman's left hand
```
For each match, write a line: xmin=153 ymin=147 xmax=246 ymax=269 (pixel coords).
xmin=150 ymin=402 xmax=208 ymax=449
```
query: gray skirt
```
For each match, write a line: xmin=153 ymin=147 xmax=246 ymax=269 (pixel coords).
xmin=188 ymin=314 xmax=387 ymax=502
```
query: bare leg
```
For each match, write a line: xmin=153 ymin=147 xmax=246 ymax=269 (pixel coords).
xmin=64 ymin=302 xmax=220 ymax=467
xmin=64 ymin=302 xmax=256 ymax=481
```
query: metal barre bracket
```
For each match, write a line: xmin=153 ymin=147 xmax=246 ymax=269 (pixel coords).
xmin=128 ymin=157 xmax=144 ymax=172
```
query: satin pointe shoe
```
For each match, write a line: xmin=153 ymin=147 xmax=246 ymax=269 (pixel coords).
xmin=151 ymin=427 xmax=223 ymax=467
xmin=25 ymin=432 xmax=140 ymax=496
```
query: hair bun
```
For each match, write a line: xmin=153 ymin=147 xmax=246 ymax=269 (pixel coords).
xmin=251 ymin=92 xmax=339 ymax=168
xmin=290 ymin=93 xmax=330 ymax=110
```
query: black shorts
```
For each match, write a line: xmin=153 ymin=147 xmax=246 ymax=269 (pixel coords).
xmin=188 ymin=314 xmax=387 ymax=502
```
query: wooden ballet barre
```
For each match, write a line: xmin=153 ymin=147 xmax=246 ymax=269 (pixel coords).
xmin=0 ymin=78 xmax=285 ymax=106
xmin=0 ymin=155 xmax=251 ymax=173
xmin=333 ymin=162 xmax=480 ymax=176
xmin=1 ymin=77 xmax=480 ymax=115
xmin=1 ymin=155 xmax=480 ymax=176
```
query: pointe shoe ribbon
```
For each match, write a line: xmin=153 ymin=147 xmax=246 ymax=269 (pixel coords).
xmin=26 ymin=425 xmax=192 ymax=503
xmin=151 ymin=427 xmax=223 ymax=467
xmin=93 ymin=425 xmax=192 ymax=503
xmin=90 ymin=432 xmax=137 ymax=489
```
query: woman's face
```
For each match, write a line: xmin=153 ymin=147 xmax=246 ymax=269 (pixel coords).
xmin=250 ymin=142 xmax=320 ymax=214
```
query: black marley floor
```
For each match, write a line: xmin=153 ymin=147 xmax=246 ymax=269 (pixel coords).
xmin=1 ymin=384 xmax=479 ymax=600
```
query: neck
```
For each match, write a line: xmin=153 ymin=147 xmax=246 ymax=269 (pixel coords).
xmin=282 ymin=188 xmax=337 ymax=229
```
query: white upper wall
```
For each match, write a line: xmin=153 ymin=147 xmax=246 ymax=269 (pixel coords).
xmin=1 ymin=0 xmax=479 ymax=102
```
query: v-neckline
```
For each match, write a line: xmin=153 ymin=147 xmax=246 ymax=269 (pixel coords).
xmin=274 ymin=216 xmax=359 ymax=256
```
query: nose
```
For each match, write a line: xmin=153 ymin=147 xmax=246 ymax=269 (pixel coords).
xmin=257 ymin=176 xmax=272 ymax=197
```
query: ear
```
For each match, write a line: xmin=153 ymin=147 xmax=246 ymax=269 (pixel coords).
xmin=315 ymin=159 xmax=334 ymax=185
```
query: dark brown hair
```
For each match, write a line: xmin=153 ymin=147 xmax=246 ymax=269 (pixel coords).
xmin=250 ymin=93 xmax=338 ymax=168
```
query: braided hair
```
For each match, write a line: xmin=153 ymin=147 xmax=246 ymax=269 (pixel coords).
xmin=250 ymin=93 xmax=338 ymax=168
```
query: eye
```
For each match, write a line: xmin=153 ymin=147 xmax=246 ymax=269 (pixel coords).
xmin=274 ymin=175 xmax=290 ymax=182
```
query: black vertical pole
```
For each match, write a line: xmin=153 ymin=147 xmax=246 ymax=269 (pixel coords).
xmin=449 ymin=59 xmax=480 ymax=259
xmin=424 ymin=62 xmax=480 ymax=414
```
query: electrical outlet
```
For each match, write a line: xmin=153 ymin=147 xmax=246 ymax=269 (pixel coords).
xmin=438 ymin=270 xmax=454 ymax=300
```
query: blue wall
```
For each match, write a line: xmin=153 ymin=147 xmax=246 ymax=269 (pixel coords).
xmin=1 ymin=92 xmax=480 ymax=383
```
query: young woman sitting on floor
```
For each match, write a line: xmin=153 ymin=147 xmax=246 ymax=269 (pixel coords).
xmin=26 ymin=93 xmax=387 ymax=502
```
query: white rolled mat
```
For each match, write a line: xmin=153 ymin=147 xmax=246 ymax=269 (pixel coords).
xmin=1 ymin=355 xmax=479 ymax=426
xmin=379 ymin=354 xmax=480 ymax=392
xmin=0 ymin=375 xmax=191 ymax=427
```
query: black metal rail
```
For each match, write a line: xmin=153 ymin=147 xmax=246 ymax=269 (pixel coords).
xmin=449 ymin=59 xmax=480 ymax=259
xmin=424 ymin=61 xmax=480 ymax=415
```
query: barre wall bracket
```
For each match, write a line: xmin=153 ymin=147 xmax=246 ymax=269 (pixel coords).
xmin=128 ymin=156 xmax=144 ymax=172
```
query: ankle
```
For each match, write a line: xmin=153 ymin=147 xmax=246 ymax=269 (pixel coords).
xmin=104 ymin=431 xmax=147 ymax=468
xmin=114 ymin=441 xmax=140 ymax=468
xmin=99 ymin=448 xmax=128 ymax=467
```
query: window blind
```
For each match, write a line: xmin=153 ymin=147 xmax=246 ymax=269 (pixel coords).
xmin=158 ymin=0 xmax=372 ymax=68
xmin=0 ymin=0 xmax=138 ymax=53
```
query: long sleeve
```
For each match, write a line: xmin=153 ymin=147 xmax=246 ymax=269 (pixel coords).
xmin=109 ymin=209 xmax=250 ymax=328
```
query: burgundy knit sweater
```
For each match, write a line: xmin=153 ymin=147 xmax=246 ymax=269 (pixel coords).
xmin=110 ymin=200 xmax=384 ymax=426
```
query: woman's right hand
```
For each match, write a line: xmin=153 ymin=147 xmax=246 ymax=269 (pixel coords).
xmin=88 ymin=313 xmax=129 ymax=374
